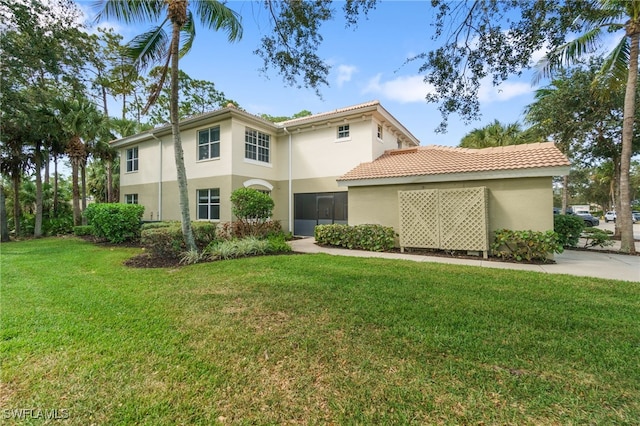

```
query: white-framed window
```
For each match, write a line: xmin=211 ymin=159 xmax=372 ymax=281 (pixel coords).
xmin=198 ymin=126 xmax=220 ymax=160
xmin=197 ymin=188 xmax=220 ymax=220
xmin=126 ymin=147 xmax=138 ymax=172
xmin=125 ymin=194 xmax=138 ymax=204
xmin=245 ymin=128 xmax=270 ymax=163
xmin=377 ymin=124 xmax=383 ymax=139
xmin=337 ymin=124 xmax=350 ymax=139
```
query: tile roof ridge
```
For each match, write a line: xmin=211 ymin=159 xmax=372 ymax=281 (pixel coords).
xmin=280 ymin=100 xmax=380 ymax=125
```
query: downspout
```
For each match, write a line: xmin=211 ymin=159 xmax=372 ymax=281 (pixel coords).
xmin=151 ymin=133 xmax=162 ymax=221
xmin=284 ymin=127 xmax=292 ymax=234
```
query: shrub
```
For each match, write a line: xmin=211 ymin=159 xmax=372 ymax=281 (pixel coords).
xmin=229 ymin=188 xmax=276 ymax=237
xmin=141 ymin=221 xmax=219 ymax=257
xmin=581 ymin=228 xmax=614 ymax=249
xmin=315 ymin=224 xmax=396 ymax=252
xmin=216 ymin=220 xmax=283 ymax=240
xmin=84 ymin=203 xmax=144 ymax=243
xmin=141 ymin=221 xmax=178 ymax=230
xmin=45 ymin=215 xmax=74 ymax=236
xmin=73 ymin=225 xmax=94 ymax=237
xmin=491 ymin=229 xmax=563 ymax=263
xmin=231 ymin=188 xmax=274 ymax=221
xmin=554 ymin=214 xmax=585 ymax=247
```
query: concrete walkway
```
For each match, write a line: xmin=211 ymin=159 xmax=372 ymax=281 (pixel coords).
xmin=289 ymin=238 xmax=640 ymax=283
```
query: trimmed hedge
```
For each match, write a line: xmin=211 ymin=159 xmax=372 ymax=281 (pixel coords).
xmin=491 ymin=229 xmax=563 ymax=263
xmin=84 ymin=203 xmax=144 ymax=243
xmin=140 ymin=222 xmax=218 ymax=257
xmin=315 ymin=224 xmax=396 ymax=252
xmin=73 ymin=225 xmax=94 ymax=237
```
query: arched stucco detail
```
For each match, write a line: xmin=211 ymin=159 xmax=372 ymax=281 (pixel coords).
xmin=243 ymin=179 xmax=273 ymax=191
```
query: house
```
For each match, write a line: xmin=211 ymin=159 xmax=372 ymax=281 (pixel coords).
xmin=338 ymin=143 xmax=570 ymax=254
xmin=111 ymin=101 xmax=419 ymax=236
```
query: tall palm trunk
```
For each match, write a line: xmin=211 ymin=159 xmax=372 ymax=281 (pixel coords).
xmin=34 ymin=140 xmax=43 ymax=237
xmin=106 ymin=158 xmax=113 ymax=203
xmin=169 ymin=10 xmax=196 ymax=251
xmin=81 ymin=160 xmax=87 ymax=225
xmin=12 ymin=174 xmax=20 ymax=236
xmin=0 ymin=183 xmax=9 ymax=242
xmin=53 ymin=154 xmax=59 ymax=216
xmin=619 ymin=27 xmax=639 ymax=253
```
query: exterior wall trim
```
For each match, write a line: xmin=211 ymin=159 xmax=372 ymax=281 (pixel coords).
xmin=338 ymin=166 xmax=571 ymax=187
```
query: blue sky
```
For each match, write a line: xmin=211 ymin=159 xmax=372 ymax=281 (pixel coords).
xmin=78 ymin=1 xmax=573 ymax=147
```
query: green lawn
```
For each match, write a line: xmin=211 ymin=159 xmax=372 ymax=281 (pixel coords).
xmin=1 ymin=237 xmax=639 ymax=425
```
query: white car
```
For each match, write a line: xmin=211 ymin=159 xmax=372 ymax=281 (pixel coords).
xmin=605 ymin=211 xmax=638 ymax=223
xmin=604 ymin=211 xmax=616 ymax=222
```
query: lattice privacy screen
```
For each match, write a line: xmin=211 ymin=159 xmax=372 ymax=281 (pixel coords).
xmin=399 ymin=187 xmax=489 ymax=254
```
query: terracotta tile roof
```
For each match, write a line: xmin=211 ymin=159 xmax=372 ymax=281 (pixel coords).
xmin=338 ymin=142 xmax=570 ymax=181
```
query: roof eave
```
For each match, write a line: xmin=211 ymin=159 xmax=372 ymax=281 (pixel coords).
xmin=337 ymin=165 xmax=571 ymax=187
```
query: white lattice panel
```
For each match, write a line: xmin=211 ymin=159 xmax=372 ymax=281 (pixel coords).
xmin=398 ymin=187 xmax=489 ymax=253
xmin=399 ymin=190 xmax=439 ymax=248
xmin=440 ymin=187 xmax=488 ymax=251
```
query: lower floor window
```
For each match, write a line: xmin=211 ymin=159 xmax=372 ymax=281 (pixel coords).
xmin=125 ymin=194 xmax=138 ymax=204
xmin=197 ymin=188 xmax=220 ymax=220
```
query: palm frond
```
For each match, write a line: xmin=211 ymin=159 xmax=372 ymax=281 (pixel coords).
xmin=593 ymin=37 xmax=629 ymax=94
xmin=193 ymin=0 xmax=243 ymax=42
xmin=179 ymin=11 xmax=196 ymax=58
xmin=93 ymin=0 xmax=165 ymax=24
xmin=533 ymin=27 xmax=603 ymax=85
xmin=127 ymin=22 xmax=170 ymax=69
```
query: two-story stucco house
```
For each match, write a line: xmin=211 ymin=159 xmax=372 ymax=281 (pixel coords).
xmin=111 ymin=100 xmax=420 ymax=236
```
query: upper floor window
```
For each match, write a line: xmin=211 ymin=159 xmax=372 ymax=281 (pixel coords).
xmin=337 ymin=124 xmax=350 ymax=139
xmin=197 ymin=188 xmax=220 ymax=220
xmin=198 ymin=126 xmax=220 ymax=160
xmin=125 ymin=194 xmax=138 ymax=204
xmin=126 ymin=147 xmax=138 ymax=172
xmin=245 ymin=128 xmax=270 ymax=163
xmin=377 ymin=124 xmax=383 ymax=139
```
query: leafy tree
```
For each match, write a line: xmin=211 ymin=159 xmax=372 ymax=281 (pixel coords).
xmin=525 ymin=62 xmax=628 ymax=218
xmin=146 ymin=68 xmax=227 ymax=126
xmin=534 ymin=0 xmax=639 ymax=253
xmin=260 ymin=110 xmax=313 ymax=123
xmin=95 ymin=0 xmax=243 ymax=252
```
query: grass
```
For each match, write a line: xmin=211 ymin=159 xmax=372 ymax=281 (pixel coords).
xmin=1 ymin=237 xmax=639 ymax=425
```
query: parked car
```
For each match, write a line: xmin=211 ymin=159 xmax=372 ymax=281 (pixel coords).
xmin=604 ymin=211 xmax=616 ymax=222
xmin=574 ymin=210 xmax=599 ymax=227
xmin=604 ymin=210 xmax=638 ymax=223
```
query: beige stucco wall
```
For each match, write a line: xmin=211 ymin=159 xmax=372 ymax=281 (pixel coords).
xmin=347 ymin=177 xmax=554 ymax=236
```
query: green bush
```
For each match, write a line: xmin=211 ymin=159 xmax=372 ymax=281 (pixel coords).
xmin=554 ymin=214 xmax=585 ymax=247
xmin=141 ymin=222 xmax=218 ymax=257
xmin=491 ymin=229 xmax=563 ymax=263
xmin=216 ymin=220 xmax=283 ymax=240
xmin=230 ymin=188 xmax=274 ymax=221
xmin=73 ymin=225 xmax=94 ymax=236
xmin=581 ymin=228 xmax=614 ymax=249
xmin=44 ymin=215 xmax=74 ymax=236
xmin=315 ymin=224 xmax=396 ymax=252
xmin=141 ymin=221 xmax=178 ymax=230
xmin=83 ymin=203 xmax=145 ymax=243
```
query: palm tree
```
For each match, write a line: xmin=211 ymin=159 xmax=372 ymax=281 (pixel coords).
xmin=54 ymin=98 xmax=105 ymax=226
xmin=94 ymin=0 xmax=242 ymax=251
xmin=535 ymin=0 xmax=639 ymax=254
xmin=459 ymin=120 xmax=536 ymax=148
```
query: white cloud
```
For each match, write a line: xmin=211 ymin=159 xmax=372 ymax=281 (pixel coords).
xmin=362 ymin=74 xmax=435 ymax=103
xmin=478 ymin=79 xmax=533 ymax=103
xmin=336 ymin=64 xmax=358 ymax=87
